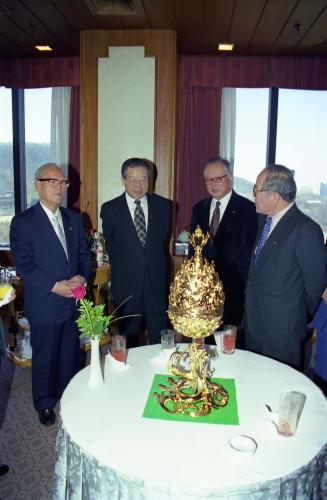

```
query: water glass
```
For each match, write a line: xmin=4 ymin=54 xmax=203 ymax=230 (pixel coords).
xmin=111 ymin=334 xmax=126 ymax=362
xmin=160 ymin=329 xmax=175 ymax=350
xmin=222 ymin=325 xmax=237 ymax=354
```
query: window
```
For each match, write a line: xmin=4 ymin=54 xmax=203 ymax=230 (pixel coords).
xmin=25 ymin=88 xmax=51 ymax=207
xmin=276 ymin=89 xmax=327 ymax=239
xmin=0 ymin=87 xmax=14 ymax=246
xmin=233 ymin=88 xmax=269 ymax=200
xmin=232 ymin=87 xmax=327 ymax=239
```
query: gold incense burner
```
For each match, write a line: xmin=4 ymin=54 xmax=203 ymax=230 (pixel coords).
xmin=155 ymin=228 xmax=228 ymax=416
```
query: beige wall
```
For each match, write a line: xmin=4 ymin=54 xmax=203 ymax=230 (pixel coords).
xmin=80 ymin=30 xmax=177 ymax=229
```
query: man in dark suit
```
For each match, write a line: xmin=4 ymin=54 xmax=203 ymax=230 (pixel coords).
xmin=245 ymin=164 xmax=327 ymax=368
xmin=100 ymin=158 xmax=171 ymax=347
xmin=10 ymin=163 xmax=91 ymax=426
xmin=191 ymin=157 xmax=258 ymax=334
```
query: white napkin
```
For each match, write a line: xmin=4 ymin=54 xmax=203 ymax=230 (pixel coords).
xmin=150 ymin=347 xmax=177 ymax=366
xmin=0 ymin=285 xmax=14 ymax=308
xmin=106 ymin=350 xmax=130 ymax=369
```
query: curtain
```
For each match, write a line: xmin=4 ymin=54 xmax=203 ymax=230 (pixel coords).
xmin=176 ymin=86 xmax=222 ymax=234
xmin=68 ymin=87 xmax=80 ymax=210
xmin=219 ymin=88 xmax=236 ymax=174
xmin=50 ymin=87 xmax=71 ymax=207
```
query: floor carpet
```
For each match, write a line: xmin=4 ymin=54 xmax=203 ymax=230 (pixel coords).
xmin=0 ymin=357 xmax=58 ymax=500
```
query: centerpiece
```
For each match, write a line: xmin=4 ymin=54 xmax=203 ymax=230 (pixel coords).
xmin=154 ymin=227 xmax=229 ymax=416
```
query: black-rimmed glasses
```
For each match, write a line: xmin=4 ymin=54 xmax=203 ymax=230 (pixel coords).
xmin=204 ymin=175 xmax=229 ymax=185
xmin=253 ymin=184 xmax=269 ymax=194
xmin=37 ymin=178 xmax=70 ymax=188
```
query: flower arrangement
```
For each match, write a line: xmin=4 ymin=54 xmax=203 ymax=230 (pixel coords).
xmin=72 ymin=285 xmax=112 ymax=340
xmin=72 ymin=285 xmax=137 ymax=341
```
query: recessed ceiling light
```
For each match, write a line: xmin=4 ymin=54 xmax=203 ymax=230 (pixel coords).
xmin=35 ymin=45 xmax=53 ymax=52
xmin=218 ymin=43 xmax=235 ymax=52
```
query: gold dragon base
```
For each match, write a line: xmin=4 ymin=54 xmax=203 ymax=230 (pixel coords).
xmin=154 ymin=342 xmax=229 ymax=417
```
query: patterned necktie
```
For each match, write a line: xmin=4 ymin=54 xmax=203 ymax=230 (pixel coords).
xmin=52 ymin=215 xmax=68 ymax=258
xmin=209 ymin=201 xmax=221 ymax=238
xmin=254 ymin=216 xmax=272 ymax=263
xmin=134 ymin=200 xmax=146 ymax=246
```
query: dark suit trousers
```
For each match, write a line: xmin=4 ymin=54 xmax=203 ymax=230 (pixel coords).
xmin=118 ymin=273 xmax=168 ymax=347
xmin=30 ymin=317 xmax=80 ymax=411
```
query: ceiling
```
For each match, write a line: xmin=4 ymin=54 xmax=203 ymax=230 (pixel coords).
xmin=0 ymin=0 xmax=327 ymax=59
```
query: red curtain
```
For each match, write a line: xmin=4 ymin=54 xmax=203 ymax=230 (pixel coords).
xmin=176 ymin=55 xmax=327 ymax=234
xmin=0 ymin=57 xmax=79 ymax=88
xmin=176 ymin=86 xmax=221 ymax=234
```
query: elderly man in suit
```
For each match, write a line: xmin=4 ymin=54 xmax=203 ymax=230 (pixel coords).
xmin=10 ymin=163 xmax=91 ymax=426
xmin=100 ymin=158 xmax=171 ymax=348
xmin=245 ymin=164 xmax=327 ymax=368
xmin=191 ymin=157 xmax=258 ymax=336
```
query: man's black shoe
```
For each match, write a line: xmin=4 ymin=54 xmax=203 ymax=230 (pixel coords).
xmin=0 ymin=464 xmax=9 ymax=476
xmin=38 ymin=409 xmax=56 ymax=426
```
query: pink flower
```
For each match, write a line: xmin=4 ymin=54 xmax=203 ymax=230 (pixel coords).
xmin=72 ymin=285 xmax=86 ymax=300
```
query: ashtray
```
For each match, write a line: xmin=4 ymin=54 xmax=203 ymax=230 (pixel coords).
xmin=228 ymin=435 xmax=257 ymax=455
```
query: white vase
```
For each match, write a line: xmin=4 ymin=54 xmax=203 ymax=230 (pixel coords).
xmin=88 ymin=338 xmax=104 ymax=387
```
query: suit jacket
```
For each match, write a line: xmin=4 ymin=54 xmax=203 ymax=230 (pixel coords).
xmin=245 ymin=204 xmax=327 ymax=366
xmin=10 ymin=201 xmax=91 ymax=324
xmin=100 ymin=193 xmax=171 ymax=307
xmin=191 ymin=190 xmax=258 ymax=325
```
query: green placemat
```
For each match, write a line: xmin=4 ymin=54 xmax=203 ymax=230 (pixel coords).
xmin=143 ymin=374 xmax=239 ymax=425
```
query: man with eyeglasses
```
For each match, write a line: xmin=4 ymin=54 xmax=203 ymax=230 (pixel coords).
xmin=190 ymin=157 xmax=258 ymax=341
xmin=100 ymin=157 xmax=171 ymax=348
xmin=10 ymin=163 xmax=91 ymax=426
xmin=245 ymin=164 xmax=327 ymax=368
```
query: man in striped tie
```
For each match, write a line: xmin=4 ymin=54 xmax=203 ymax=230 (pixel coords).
xmin=101 ymin=158 xmax=172 ymax=348
xmin=245 ymin=164 xmax=327 ymax=368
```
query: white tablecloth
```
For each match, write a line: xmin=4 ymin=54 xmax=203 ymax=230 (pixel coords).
xmin=54 ymin=345 xmax=327 ymax=499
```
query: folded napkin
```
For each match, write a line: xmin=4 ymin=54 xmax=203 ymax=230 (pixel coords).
xmin=150 ymin=346 xmax=179 ymax=366
xmin=106 ymin=350 xmax=130 ymax=369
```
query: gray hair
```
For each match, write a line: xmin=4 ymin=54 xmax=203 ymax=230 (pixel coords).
xmin=262 ymin=164 xmax=297 ymax=202
xmin=205 ymin=156 xmax=232 ymax=175
xmin=35 ymin=163 xmax=63 ymax=181
xmin=121 ymin=158 xmax=152 ymax=179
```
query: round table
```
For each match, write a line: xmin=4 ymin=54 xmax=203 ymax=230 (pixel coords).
xmin=53 ymin=345 xmax=327 ymax=499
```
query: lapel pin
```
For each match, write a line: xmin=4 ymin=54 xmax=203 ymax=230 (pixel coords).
xmin=69 ymin=227 xmax=72 ymax=231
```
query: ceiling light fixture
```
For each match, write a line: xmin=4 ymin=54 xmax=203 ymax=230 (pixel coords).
xmin=35 ymin=45 xmax=53 ymax=52
xmin=218 ymin=43 xmax=235 ymax=52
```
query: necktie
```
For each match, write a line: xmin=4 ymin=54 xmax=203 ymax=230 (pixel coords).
xmin=134 ymin=200 xmax=146 ymax=246
xmin=52 ymin=215 xmax=68 ymax=258
xmin=254 ymin=216 xmax=272 ymax=263
xmin=209 ymin=201 xmax=221 ymax=238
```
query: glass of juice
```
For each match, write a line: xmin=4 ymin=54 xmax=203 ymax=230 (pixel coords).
xmin=111 ymin=334 xmax=126 ymax=362
xmin=222 ymin=325 xmax=237 ymax=354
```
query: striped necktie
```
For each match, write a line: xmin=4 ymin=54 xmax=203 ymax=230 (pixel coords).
xmin=254 ymin=216 xmax=272 ymax=263
xmin=134 ymin=200 xmax=146 ymax=246
xmin=52 ymin=214 xmax=68 ymax=258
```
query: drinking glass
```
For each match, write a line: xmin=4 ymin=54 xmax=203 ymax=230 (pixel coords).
xmin=111 ymin=334 xmax=126 ymax=362
xmin=222 ymin=325 xmax=237 ymax=354
xmin=0 ymin=270 xmax=12 ymax=301
xmin=160 ymin=329 xmax=175 ymax=350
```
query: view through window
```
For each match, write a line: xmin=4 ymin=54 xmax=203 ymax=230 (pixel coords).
xmin=233 ymin=88 xmax=327 ymax=239
xmin=0 ymin=87 xmax=14 ymax=246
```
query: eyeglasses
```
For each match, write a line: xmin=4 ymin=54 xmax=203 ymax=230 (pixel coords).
xmin=37 ymin=178 xmax=70 ymax=188
xmin=253 ymin=184 xmax=269 ymax=194
xmin=204 ymin=175 xmax=229 ymax=185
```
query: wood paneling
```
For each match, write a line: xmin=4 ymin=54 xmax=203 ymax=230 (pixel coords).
xmin=80 ymin=30 xmax=177 ymax=229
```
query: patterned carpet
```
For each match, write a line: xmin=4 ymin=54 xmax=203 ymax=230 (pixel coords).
xmin=0 ymin=357 xmax=58 ymax=500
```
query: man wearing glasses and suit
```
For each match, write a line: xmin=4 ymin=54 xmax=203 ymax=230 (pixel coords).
xmin=245 ymin=164 xmax=327 ymax=368
xmin=10 ymin=163 xmax=91 ymax=426
xmin=190 ymin=157 xmax=258 ymax=339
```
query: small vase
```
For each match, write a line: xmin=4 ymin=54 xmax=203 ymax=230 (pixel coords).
xmin=88 ymin=338 xmax=104 ymax=387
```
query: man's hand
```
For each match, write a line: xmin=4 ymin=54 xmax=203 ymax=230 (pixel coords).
xmin=52 ymin=280 xmax=75 ymax=298
xmin=322 ymin=287 xmax=327 ymax=304
xmin=67 ymin=275 xmax=86 ymax=287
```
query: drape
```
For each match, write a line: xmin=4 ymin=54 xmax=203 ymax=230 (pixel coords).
xmin=176 ymin=55 xmax=327 ymax=234
xmin=219 ymin=88 xmax=236 ymax=173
